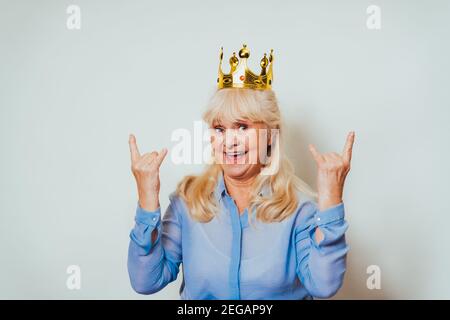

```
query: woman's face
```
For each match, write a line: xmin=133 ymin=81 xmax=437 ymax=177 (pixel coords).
xmin=210 ymin=119 xmax=271 ymax=179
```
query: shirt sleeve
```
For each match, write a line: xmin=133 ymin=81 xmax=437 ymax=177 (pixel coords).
xmin=127 ymin=193 xmax=182 ymax=295
xmin=294 ymin=200 xmax=349 ymax=298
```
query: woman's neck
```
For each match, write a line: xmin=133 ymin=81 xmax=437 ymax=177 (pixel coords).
xmin=223 ymin=174 xmax=257 ymax=214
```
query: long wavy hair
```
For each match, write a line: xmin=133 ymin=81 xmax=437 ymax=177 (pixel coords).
xmin=176 ymin=88 xmax=318 ymax=225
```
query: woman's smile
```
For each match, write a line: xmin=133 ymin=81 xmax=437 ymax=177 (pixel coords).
xmin=223 ymin=150 xmax=249 ymax=164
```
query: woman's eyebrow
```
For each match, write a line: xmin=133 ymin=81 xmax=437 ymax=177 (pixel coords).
xmin=212 ymin=120 xmax=250 ymax=128
xmin=233 ymin=119 xmax=250 ymax=126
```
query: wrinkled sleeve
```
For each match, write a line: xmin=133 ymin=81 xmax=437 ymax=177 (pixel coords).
xmin=127 ymin=193 xmax=182 ymax=295
xmin=294 ymin=200 xmax=349 ymax=299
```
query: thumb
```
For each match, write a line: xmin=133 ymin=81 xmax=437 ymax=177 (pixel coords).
xmin=154 ymin=148 xmax=168 ymax=168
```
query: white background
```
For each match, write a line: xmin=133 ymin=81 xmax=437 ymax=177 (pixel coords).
xmin=1 ymin=0 xmax=449 ymax=299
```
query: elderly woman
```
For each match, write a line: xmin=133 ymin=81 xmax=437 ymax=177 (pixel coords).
xmin=127 ymin=44 xmax=355 ymax=300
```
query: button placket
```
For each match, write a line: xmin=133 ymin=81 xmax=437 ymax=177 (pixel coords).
xmin=226 ymin=196 xmax=242 ymax=300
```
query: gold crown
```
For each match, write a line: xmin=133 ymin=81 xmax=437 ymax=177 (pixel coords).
xmin=217 ymin=44 xmax=274 ymax=90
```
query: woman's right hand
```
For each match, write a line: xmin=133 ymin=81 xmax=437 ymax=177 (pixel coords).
xmin=129 ymin=134 xmax=168 ymax=212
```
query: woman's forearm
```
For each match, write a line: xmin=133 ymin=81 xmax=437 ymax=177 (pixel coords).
xmin=138 ymin=191 xmax=160 ymax=212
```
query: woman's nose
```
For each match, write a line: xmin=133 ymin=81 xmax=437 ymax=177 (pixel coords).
xmin=225 ymin=138 xmax=238 ymax=149
xmin=224 ymin=130 xmax=239 ymax=149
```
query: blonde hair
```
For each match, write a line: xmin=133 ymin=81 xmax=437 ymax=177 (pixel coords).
xmin=176 ymin=88 xmax=318 ymax=225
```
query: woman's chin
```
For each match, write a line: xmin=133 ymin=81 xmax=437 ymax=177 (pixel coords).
xmin=221 ymin=163 xmax=257 ymax=177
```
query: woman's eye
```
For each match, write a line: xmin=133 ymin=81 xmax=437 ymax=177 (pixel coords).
xmin=238 ymin=124 xmax=248 ymax=131
xmin=214 ymin=127 xmax=224 ymax=134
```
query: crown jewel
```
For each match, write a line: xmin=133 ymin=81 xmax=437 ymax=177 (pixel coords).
xmin=217 ymin=44 xmax=274 ymax=90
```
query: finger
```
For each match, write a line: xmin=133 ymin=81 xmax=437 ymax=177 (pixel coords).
xmin=342 ymin=131 xmax=355 ymax=163
xmin=154 ymin=148 xmax=168 ymax=168
xmin=129 ymin=134 xmax=141 ymax=163
xmin=140 ymin=151 xmax=158 ymax=166
xmin=308 ymin=144 xmax=323 ymax=163
xmin=324 ymin=152 xmax=341 ymax=163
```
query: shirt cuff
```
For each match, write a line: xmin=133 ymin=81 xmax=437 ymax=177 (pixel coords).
xmin=314 ymin=202 xmax=345 ymax=226
xmin=135 ymin=201 xmax=161 ymax=227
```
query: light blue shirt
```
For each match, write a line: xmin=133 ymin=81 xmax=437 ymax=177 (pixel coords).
xmin=127 ymin=171 xmax=349 ymax=299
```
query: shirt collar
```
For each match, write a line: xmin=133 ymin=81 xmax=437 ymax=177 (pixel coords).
xmin=214 ymin=170 xmax=228 ymax=202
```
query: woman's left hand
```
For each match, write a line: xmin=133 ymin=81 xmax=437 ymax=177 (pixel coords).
xmin=308 ymin=131 xmax=355 ymax=212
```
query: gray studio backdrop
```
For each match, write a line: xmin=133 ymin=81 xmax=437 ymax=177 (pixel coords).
xmin=1 ymin=0 xmax=449 ymax=299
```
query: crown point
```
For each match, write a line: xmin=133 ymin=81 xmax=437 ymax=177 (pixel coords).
xmin=260 ymin=54 xmax=269 ymax=68
xmin=229 ymin=53 xmax=239 ymax=68
xmin=239 ymin=45 xmax=250 ymax=59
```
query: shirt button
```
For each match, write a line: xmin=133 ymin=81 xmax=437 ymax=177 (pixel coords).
xmin=317 ymin=217 xmax=321 ymax=221
xmin=152 ymin=217 xmax=157 ymax=222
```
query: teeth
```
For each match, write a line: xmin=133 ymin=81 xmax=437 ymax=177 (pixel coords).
xmin=226 ymin=152 xmax=246 ymax=156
